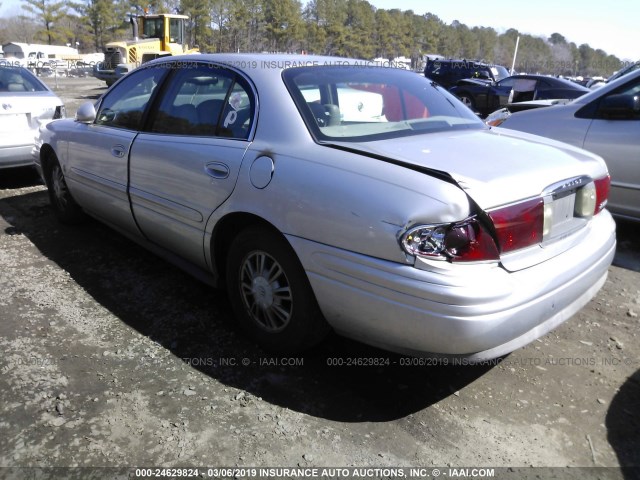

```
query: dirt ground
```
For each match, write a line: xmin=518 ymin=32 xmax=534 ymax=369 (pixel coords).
xmin=0 ymin=76 xmax=639 ymax=479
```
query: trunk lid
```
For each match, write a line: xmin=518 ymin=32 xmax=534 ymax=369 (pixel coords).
xmin=340 ymin=128 xmax=607 ymax=210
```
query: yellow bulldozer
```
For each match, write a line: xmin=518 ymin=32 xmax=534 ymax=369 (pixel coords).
xmin=93 ymin=13 xmax=199 ymax=86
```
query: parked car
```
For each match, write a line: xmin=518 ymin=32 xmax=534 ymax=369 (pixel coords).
xmin=588 ymin=61 xmax=640 ymax=89
xmin=492 ymin=69 xmax=640 ymax=221
xmin=424 ymin=58 xmax=509 ymax=90
xmin=0 ymin=65 xmax=65 ymax=169
xmin=34 ymin=54 xmax=615 ymax=361
xmin=450 ymin=74 xmax=589 ymax=117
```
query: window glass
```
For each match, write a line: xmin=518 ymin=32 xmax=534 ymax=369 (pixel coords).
xmin=169 ymin=18 xmax=183 ymax=44
xmin=491 ymin=66 xmax=510 ymax=81
xmin=513 ymin=79 xmax=537 ymax=92
xmin=143 ymin=18 xmax=163 ymax=39
xmin=95 ymin=66 xmax=166 ymax=130
xmin=218 ymin=81 xmax=254 ymax=138
xmin=600 ymin=77 xmax=640 ymax=119
xmin=498 ymin=78 xmax=516 ymax=89
xmin=284 ymin=65 xmax=483 ymax=142
xmin=149 ymin=64 xmax=254 ymax=139
xmin=0 ymin=66 xmax=47 ymax=92
xmin=612 ymin=77 xmax=640 ymax=97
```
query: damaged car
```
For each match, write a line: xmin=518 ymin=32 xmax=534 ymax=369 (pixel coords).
xmin=34 ymin=54 xmax=615 ymax=361
xmin=1 ymin=64 xmax=65 ymax=169
xmin=451 ymin=74 xmax=589 ymax=117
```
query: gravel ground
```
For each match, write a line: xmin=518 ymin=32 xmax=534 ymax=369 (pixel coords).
xmin=0 ymin=76 xmax=638 ymax=479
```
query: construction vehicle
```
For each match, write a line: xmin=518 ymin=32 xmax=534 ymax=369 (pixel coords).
xmin=93 ymin=13 xmax=198 ymax=86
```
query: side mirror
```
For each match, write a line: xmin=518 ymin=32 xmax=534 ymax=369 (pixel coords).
xmin=76 ymin=102 xmax=96 ymax=123
xmin=598 ymin=94 xmax=640 ymax=119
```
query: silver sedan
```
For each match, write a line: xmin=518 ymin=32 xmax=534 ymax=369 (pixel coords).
xmin=34 ymin=54 xmax=615 ymax=361
xmin=0 ymin=64 xmax=65 ymax=169
xmin=494 ymin=69 xmax=640 ymax=221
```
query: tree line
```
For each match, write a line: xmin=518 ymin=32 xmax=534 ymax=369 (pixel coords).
xmin=0 ymin=0 xmax=628 ymax=77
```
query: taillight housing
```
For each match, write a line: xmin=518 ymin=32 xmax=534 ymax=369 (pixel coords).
xmin=53 ymin=105 xmax=66 ymax=119
xmin=401 ymin=217 xmax=499 ymax=263
xmin=402 ymin=176 xmax=608 ymax=264
xmin=488 ymin=198 xmax=544 ymax=254
xmin=594 ymin=175 xmax=610 ymax=215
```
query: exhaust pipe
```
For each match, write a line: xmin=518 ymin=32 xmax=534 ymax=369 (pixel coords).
xmin=130 ymin=16 xmax=139 ymax=40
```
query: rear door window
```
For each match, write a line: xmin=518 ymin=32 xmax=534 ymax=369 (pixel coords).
xmin=148 ymin=63 xmax=255 ymax=139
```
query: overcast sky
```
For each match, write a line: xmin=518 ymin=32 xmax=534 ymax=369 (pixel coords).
xmin=1 ymin=0 xmax=637 ymax=61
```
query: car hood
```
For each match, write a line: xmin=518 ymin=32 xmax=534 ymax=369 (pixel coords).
xmin=330 ymin=128 xmax=607 ymax=210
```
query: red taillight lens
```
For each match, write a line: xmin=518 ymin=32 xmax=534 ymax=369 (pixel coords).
xmin=489 ymin=198 xmax=544 ymax=254
xmin=446 ymin=219 xmax=500 ymax=262
xmin=594 ymin=175 xmax=610 ymax=215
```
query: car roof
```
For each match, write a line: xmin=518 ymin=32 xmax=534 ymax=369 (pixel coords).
xmin=147 ymin=53 xmax=388 ymax=71
xmin=508 ymin=74 xmax=589 ymax=90
xmin=144 ymin=53 xmax=415 ymax=87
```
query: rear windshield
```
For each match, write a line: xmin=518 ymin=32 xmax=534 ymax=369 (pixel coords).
xmin=0 ymin=65 xmax=48 ymax=93
xmin=283 ymin=65 xmax=484 ymax=142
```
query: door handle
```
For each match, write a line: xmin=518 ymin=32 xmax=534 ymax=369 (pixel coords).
xmin=111 ymin=145 xmax=126 ymax=158
xmin=205 ymin=162 xmax=230 ymax=179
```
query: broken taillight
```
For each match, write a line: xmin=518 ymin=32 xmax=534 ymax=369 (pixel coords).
xmin=401 ymin=217 xmax=500 ymax=263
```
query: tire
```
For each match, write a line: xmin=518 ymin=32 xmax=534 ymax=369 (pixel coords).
xmin=458 ymin=93 xmax=476 ymax=111
xmin=226 ymin=226 xmax=330 ymax=353
xmin=45 ymin=153 xmax=85 ymax=224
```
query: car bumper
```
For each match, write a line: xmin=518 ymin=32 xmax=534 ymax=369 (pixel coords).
xmin=0 ymin=145 xmax=35 ymax=169
xmin=287 ymin=211 xmax=616 ymax=361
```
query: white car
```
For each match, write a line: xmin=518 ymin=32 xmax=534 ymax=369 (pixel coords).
xmin=0 ymin=64 xmax=65 ymax=169
xmin=493 ymin=69 xmax=640 ymax=221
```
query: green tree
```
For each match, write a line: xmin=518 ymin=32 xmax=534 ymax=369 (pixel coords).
xmin=472 ymin=26 xmax=497 ymax=62
xmin=306 ymin=0 xmax=347 ymax=55
xmin=71 ymin=0 xmax=122 ymax=51
xmin=301 ymin=1 xmax=325 ymax=54
xmin=437 ymin=23 xmax=461 ymax=58
xmin=223 ymin=0 xmax=264 ymax=52
xmin=342 ymin=0 xmax=375 ymax=58
xmin=455 ymin=22 xmax=478 ymax=59
xmin=548 ymin=32 xmax=566 ymax=45
xmin=21 ymin=0 xmax=69 ymax=44
xmin=209 ymin=0 xmax=231 ymax=52
xmin=181 ymin=0 xmax=214 ymax=51
xmin=374 ymin=8 xmax=412 ymax=60
xmin=264 ymin=0 xmax=303 ymax=52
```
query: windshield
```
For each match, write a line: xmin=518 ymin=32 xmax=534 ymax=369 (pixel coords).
xmin=492 ymin=66 xmax=510 ymax=81
xmin=283 ymin=66 xmax=484 ymax=142
xmin=143 ymin=18 xmax=164 ymax=39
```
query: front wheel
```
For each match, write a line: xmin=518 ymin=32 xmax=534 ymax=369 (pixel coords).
xmin=45 ymin=153 xmax=85 ymax=224
xmin=226 ymin=226 xmax=330 ymax=353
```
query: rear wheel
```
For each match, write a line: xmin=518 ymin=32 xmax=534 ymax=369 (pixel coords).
xmin=458 ymin=93 xmax=476 ymax=111
xmin=226 ymin=226 xmax=330 ymax=353
xmin=45 ymin=153 xmax=85 ymax=224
